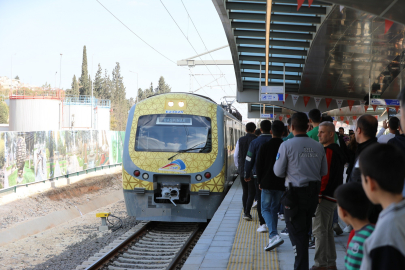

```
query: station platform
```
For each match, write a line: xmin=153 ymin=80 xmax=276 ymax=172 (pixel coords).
xmin=183 ymin=179 xmax=349 ymax=270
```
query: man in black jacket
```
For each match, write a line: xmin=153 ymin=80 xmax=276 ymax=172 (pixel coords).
xmin=234 ymin=122 xmax=257 ymax=220
xmin=311 ymin=122 xmax=346 ymax=270
xmin=256 ymin=120 xmax=286 ymax=251
xmin=348 ymin=115 xmax=378 ymax=183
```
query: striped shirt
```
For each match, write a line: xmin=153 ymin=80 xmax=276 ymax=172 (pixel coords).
xmin=345 ymin=224 xmax=375 ymax=270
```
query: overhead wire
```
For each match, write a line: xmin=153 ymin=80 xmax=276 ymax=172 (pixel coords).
xmin=179 ymin=0 xmax=246 ymax=115
xmin=159 ymin=0 xmax=228 ymax=96
xmin=95 ymin=0 xmax=180 ymax=67
xmin=180 ymin=0 xmax=234 ymax=93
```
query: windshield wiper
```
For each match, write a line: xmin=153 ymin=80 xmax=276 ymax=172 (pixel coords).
xmin=168 ymin=145 xmax=206 ymax=160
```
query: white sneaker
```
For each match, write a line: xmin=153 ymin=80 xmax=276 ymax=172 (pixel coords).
xmin=252 ymin=201 xmax=258 ymax=208
xmin=257 ymin=224 xmax=268 ymax=233
xmin=278 ymin=214 xmax=285 ymax=221
xmin=264 ymin=235 xmax=284 ymax=251
xmin=343 ymin=225 xmax=353 ymax=233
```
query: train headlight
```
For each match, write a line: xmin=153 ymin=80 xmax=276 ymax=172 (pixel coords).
xmin=133 ymin=170 xmax=140 ymax=177
xmin=142 ymin=173 xmax=149 ymax=180
xmin=204 ymin=172 xmax=211 ymax=179
xmin=178 ymin=101 xmax=185 ymax=107
xmin=168 ymin=101 xmax=174 ymax=107
xmin=195 ymin=174 xmax=202 ymax=181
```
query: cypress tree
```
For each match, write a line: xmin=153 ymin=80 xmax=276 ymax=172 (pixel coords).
xmin=70 ymin=75 xmax=80 ymax=96
xmin=79 ymin=46 xmax=89 ymax=95
xmin=101 ymin=69 xmax=111 ymax=100
xmin=93 ymin=64 xmax=103 ymax=98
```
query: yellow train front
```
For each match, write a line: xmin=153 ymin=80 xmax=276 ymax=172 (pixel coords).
xmin=122 ymin=93 xmax=243 ymax=222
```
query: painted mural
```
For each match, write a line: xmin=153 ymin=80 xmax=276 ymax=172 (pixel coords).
xmin=0 ymin=130 xmax=124 ymax=190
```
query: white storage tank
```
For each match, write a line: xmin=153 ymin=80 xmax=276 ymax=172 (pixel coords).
xmin=9 ymin=92 xmax=63 ymax=132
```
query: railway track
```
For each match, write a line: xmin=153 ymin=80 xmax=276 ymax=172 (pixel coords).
xmin=80 ymin=222 xmax=202 ymax=270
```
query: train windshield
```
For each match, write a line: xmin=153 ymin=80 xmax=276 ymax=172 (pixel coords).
xmin=135 ymin=114 xmax=212 ymax=153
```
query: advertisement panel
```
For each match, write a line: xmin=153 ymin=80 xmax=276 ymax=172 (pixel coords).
xmin=0 ymin=130 xmax=124 ymax=190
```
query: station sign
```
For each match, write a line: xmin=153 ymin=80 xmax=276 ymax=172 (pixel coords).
xmin=370 ymin=99 xmax=400 ymax=106
xmin=260 ymin=94 xmax=284 ymax=102
xmin=261 ymin=86 xmax=284 ymax=94
xmin=260 ymin=113 xmax=273 ymax=119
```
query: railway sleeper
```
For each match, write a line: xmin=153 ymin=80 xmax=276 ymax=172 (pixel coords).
xmin=138 ymin=239 xmax=186 ymax=244
xmin=108 ymin=267 xmax=165 ymax=270
xmin=129 ymin=247 xmax=181 ymax=253
xmin=125 ymin=250 xmax=176 ymax=256
xmin=121 ymin=253 xmax=174 ymax=260
xmin=148 ymin=232 xmax=191 ymax=237
xmin=142 ymin=236 xmax=189 ymax=242
xmin=112 ymin=261 xmax=170 ymax=268
xmin=133 ymin=243 xmax=183 ymax=249
xmin=117 ymin=258 xmax=172 ymax=264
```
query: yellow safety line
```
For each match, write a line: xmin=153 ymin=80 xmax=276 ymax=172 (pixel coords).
xmin=227 ymin=210 xmax=280 ymax=270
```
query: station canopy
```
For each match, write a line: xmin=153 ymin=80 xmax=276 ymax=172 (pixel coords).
xmin=213 ymin=0 xmax=405 ymax=119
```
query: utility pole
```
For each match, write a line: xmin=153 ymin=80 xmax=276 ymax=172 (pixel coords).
xmin=55 ymin=72 xmax=58 ymax=89
xmin=129 ymin=71 xmax=138 ymax=103
xmin=59 ymin=54 xmax=63 ymax=89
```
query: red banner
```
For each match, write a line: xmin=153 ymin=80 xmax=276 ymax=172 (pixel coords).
xmin=364 ymin=105 xmax=369 ymax=111
xmin=303 ymin=96 xmax=311 ymax=107
xmin=333 ymin=121 xmax=337 ymax=125
xmin=279 ymin=116 xmax=283 ymax=121
xmin=297 ymin=0 xmax=305 ymax=11
xmin=345 ymin=120 xmax=349 ymax=125
xmin=352 ymin=116 xmax=357 ymax=120
xmin=308 ymin=0 xmax=313 ymax=7
xmin=395 ymin=106 xmax=400 ymax=113
xmin=283 ymin=94 xmax=289 ymax=105
xmin=340 ymin=116 xmax=344 ymax=121
xmin=347 ymin=100 xmax=354 ymax=111
xmin=286 ymin=115 xmax=291 ymax=119
xmin=387 ymin=107 xmax=390 ymax=113
xmin=325 ymin=98 xmax=332 ymax=108
xmin=372 ymin=105 xmax=377 ymax=111
xmin=385 ymin=20 xmax=394 ymax=34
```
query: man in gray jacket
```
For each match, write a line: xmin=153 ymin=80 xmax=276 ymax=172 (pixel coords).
xmin=274 ymin=112 xmax=328 ymax=270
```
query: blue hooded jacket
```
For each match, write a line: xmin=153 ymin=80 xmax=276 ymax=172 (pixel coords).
xmin=244 ymin=134 xmax=272 ymax=179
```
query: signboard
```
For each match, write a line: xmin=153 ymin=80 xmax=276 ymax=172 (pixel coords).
xmin=260 ymin=94 xmax=284 ymax=102
xmin=260 ymin=113 xmax=273 ymax=119
xmin=370 ymin=99 xmax=400 ymax=106
xmin=371 ymin=94 xmax=381 ymax=99
xmin=261 ymin=86 xmax=284 ymax=94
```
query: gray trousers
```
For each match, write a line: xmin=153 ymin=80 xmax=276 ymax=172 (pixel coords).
xmin=312 ymin=199 xmax=337 ymax=267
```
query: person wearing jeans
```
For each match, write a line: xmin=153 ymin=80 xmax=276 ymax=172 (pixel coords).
xmin=256 ymin=120 xmax=286 ymax=250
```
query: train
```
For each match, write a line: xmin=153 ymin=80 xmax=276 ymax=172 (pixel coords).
xmin=122 ymin=92 xmax=244 ymax=222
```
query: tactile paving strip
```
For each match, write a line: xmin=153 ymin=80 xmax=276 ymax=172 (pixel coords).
xmin=227 ymin=210 xmax=279 ymax=270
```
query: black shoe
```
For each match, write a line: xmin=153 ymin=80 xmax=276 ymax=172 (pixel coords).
xmin=333 ymin=223 xmax=343 ymax=236
xmin=309 ymin=240 xmax=315 ymax=249
xmin=280 ymin=227 xmax=289 ymax=236
xmin=243 ymin=214 xmax=252 ymax=221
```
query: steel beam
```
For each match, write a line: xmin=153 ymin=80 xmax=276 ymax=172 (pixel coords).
xmin=236 ymin=37 xmax=310 ymax=47
xmin=238 ymin=46 xmax=308 ymax=56
xmin=226 ymin=2 xmax=327 ymax=15
xmin=234 ymin=30 xmax=313 ymax=40
xmin=231 ymin=21 xmax=317 ymax=32
xmin=242 ymin=72 xmax=301 ymax=81
xmin=240 ymin=55 xmax=306 ymax=64
xmin=229 ymin=12 xmax=322 ymax=24
xmin=241 ymin=64 xmax=302 ymax=73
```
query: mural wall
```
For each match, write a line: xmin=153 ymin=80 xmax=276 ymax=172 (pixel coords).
xmin=0 ymin=130 xmax=125 ymax=190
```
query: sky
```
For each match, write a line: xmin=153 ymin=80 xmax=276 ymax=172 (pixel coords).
xmin=0 ymin=0 xmax=247 ymax=116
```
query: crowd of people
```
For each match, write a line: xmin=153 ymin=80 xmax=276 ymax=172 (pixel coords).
xmin=234 ymin=90 xmax=405 ymax=270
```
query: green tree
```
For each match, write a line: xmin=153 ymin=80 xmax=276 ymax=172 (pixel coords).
xmin=69 ymin=75 xmax=80 ymax=96
xmin=14 ymin=75 xmax=19 ymax=80
xmin=158 ymin=76 xmax=171 ymax=94
xmin=137 ymin=88 xmax=143 ymax=102
xmin=101 ymin=69 xmax=111 ymax=99
xmin=93 ymin=64 xmax=103 ymax=98
xmin=42 ymin=82 xmax=51 ymax=90
xmin=111 ymin=62 xmax=127 ymax=130
xmin=79 ymin=45 xmax=90 ymax=95
xmin=0 ymin=101 xmax=9 ymax=124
